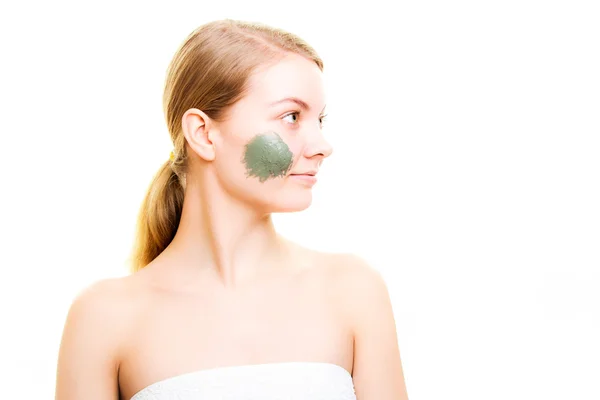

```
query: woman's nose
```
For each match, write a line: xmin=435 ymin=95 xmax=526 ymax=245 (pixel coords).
xmin=304 ymin=129 xmax=333 ymax=159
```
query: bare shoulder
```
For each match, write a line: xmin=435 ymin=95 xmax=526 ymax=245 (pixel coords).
xmin=324 ymin=253 xmax=408 ymax=399
xmin=299 ymin=249 xmax=392 ymax=319
xmin=280 ymin=238 xmax=390 ymax=310
xmin=65 ymin=275 xmax=138 ymax=327
xmin=55 ymin=276 xmax=140 ymax=399
xmin=62 ymin=275 xmax=145 ymax=347
xmin=324 ymin=252 xmax=390 ymax=302
xmin=285 ymin=239 xmax=383 ymax=284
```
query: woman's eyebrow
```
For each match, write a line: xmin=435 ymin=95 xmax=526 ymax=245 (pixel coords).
xmin=269 ymin=97 xmax=326 ymax=113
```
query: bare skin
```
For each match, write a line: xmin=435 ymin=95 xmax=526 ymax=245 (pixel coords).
xmin=115 ymin=241 xmax=354 ymax=400
xmin=55 ymin=245 xmax=407 ymax=400
xmin=55 ymin=52 xmax=409 ymax=399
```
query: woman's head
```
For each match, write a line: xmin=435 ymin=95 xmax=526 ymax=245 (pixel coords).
xmin=131 ymin=19 xmax=331 ymax=271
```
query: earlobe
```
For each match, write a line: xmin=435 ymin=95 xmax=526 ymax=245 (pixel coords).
xmin=182 ymin=108 xmax=216 ymax=161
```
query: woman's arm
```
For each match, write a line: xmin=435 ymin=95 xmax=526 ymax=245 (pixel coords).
xmin=55 ymin=279 xmax=125 ymax=400
xmin=339 ymin=254 xmax=409 ymax=400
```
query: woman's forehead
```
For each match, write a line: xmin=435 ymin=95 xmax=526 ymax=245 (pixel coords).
xmin=245 ymin=55 xmax=326 ymax=108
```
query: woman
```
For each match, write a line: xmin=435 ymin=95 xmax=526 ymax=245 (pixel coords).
xmin=55 ymin=19 xmax=409 ymax=400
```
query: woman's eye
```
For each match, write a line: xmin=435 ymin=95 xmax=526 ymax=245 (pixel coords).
xmin=282 ymin=112 xmax=300 ymax=125
xmin=319 ymin=113 xmax=328 ymax=126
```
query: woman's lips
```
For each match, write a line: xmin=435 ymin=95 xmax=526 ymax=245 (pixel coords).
xmin=289 ymin=174 xmax=317 ymax=185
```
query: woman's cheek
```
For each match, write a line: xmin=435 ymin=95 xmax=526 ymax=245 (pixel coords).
xmin=242 ymin=131 xmax=294 ymax=183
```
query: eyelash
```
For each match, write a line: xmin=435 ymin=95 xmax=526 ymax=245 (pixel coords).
xmin=283 ymin=111 xmax=328 ymax=127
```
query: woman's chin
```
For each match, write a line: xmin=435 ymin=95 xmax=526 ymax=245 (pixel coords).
xmin=269 ymin=196 xmax=313 ymax=213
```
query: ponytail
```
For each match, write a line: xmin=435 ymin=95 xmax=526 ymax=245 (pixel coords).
xmin=129 ymin=160 xmax=184 ymax=272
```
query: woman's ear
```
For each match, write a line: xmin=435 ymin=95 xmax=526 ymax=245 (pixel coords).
xmin=182 ymin=108 xmax=216 ymax=161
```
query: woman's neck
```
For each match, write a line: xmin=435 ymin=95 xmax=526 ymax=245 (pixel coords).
xmin=162 ymin=179 xmax=288 ymax=290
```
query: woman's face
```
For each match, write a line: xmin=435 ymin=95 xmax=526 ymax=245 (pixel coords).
xmin=202 ymin=53 xmax=333 ymax=213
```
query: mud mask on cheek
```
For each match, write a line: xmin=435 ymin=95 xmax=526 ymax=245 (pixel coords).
xmin=242 ymin=131 xmax=294 ymax=183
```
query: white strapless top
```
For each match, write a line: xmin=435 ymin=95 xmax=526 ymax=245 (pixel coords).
xmin=130 ymin=361 xmax=357 ymax=400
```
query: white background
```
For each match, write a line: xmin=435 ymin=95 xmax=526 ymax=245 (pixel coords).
xmin=1 ymin=1 xmax=598 ymax=399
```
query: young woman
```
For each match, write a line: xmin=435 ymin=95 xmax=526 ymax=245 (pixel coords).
xmin=55 ymin=18 xmax=409 ymax=400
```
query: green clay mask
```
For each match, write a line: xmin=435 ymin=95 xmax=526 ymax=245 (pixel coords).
xmin=242 ymin=131 xmax=294 ymax=182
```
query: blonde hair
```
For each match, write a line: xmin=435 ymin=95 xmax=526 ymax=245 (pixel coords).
xmin=129 ymin=19 xmax=324 ymax=272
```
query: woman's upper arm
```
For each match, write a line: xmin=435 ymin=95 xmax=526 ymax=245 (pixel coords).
xmin=338 ymin=254 xmax=409 ymax=400
xmin=55 ymin=279 xmax=125 ymax=400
